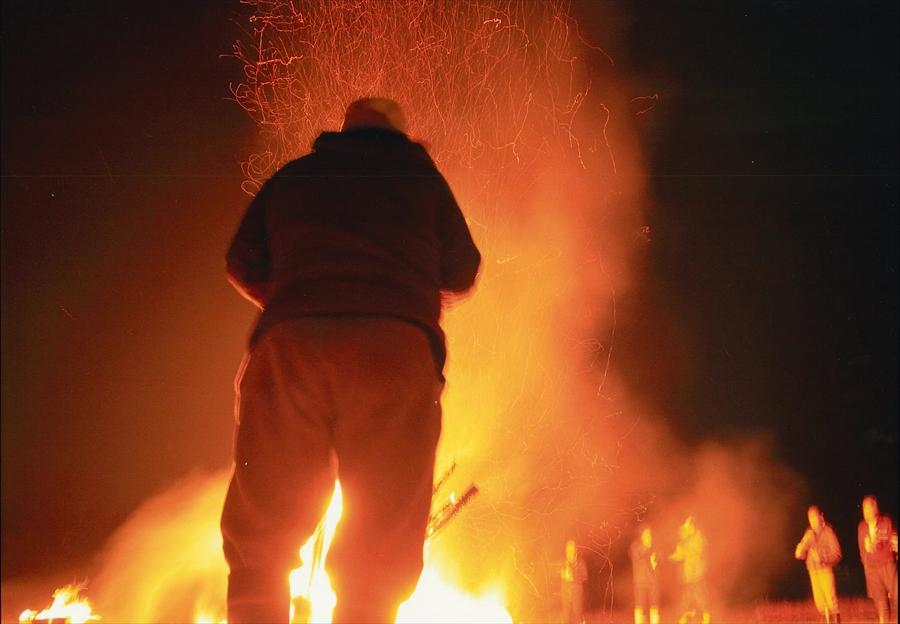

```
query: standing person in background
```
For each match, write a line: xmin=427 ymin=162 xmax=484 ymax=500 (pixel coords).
xmin=858 ymin=495 xmax=899 ymax=624
xmin=670 ymin=516 xmax=710 ymax=624
xmin=630 ymin=525 xmax=660 ymax=624
xmin=220 ymin=97 xmax=481 ymax=623
xmin=561 ymin=539 xmax=589 ymax=624
xmin=795 ymin=505 xmax=842 ymax=623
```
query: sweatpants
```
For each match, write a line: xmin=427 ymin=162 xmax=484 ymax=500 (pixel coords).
xmin=221 ymin=317 xmax=443 ymax=623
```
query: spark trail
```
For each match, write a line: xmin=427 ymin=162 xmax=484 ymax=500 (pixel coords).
xmin=229 ymin=0 xmax=647 ymax=619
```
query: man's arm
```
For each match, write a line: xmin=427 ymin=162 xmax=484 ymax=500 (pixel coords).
xmin=890 ymin=517 xmax=899 ymax=553
xmin=226 ymin=186 xmax=271 ymax=310
xmin=435 ymin=176 xmax=481 ymax=294
xmin=822 ymin=527 xmax=842 ymax=565
xmin=795 ymin=529 xmax=812 ymax=560
xmin=858 ymin=522 xmax=868 ymax=563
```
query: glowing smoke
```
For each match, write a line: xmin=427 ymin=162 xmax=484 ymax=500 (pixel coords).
xmin=88 ymin=471 xmax=229 ymax=622
xmin=21 ymin=1 xmax=806 ymax=621
xmin=228 ymin=1 xmax=659 ymax=618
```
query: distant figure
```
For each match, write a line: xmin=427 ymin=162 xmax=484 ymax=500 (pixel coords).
xmin=858 ymin=495 xmax=899 ymax=624
xmin=561 ymin=539 xmax=589 ymax=624
xmin=630 ymin=525 xmax=660 ymax=624
xmin=795 ymin=505 xmax=842 ymax=623
xmin=670 ymin=516 xmax=710 ymax=624
xmin=220 ymin=97 xmax=481 ymax=623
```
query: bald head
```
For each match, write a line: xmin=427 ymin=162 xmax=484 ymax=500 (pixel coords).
xmin=342 ymin=98 xmax=407 ymax=134
xmin=862 ymin=496 xmax=879 ymax=523
xmin=808 ymin=505 xmax=824 ymax=530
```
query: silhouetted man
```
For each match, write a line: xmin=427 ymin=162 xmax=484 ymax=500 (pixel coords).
xmin=670 ymin=516 xmax=710 ymax=624
xmin=561 ymin=539 xmax=588 ymax=624
xmin=631 ymin=525 xmax=660 ymax=624
xmin=858 ymin=495 xmax=899 ymax=624
xmin=221 ymin=97 xmax=481 ymax=623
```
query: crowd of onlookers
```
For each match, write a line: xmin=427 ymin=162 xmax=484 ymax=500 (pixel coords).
xmin=559 ymin=495 xmax=898 ymax=624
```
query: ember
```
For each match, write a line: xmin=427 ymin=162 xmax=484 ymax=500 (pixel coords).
xmin=19 ymin=0 xmax=644 ymax=618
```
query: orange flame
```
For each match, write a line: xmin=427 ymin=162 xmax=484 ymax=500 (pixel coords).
xmin=18 ymin=585 xmax=100 ymax=624
xmin=286 ymin=481 xmax=512 ymax=623
xmin=396 ymin=566 xmax=511 ymax=624
xmin=288 ymin=482 xmax=343 ymax=623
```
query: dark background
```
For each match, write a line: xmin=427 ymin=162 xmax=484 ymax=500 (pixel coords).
xmin=2 ymin=0 xmax=897 ymax=602
xmin=588 ymin=1 xmax=899 ymax=598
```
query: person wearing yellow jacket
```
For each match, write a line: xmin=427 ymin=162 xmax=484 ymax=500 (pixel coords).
xmin=795 ymin=505 xmax=842 ymax=624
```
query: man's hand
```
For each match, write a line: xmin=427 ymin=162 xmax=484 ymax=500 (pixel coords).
xmin=864 ymin=534 xmax=874 ymax=553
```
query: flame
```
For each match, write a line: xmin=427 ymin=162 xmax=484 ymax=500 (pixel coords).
xmin=396 ymin=567 xmax=511 ymax=624
xmin=288 ymin=482 xmax=343 ymax=623
xmin=18 ymin=585 xmax=100 ymax=624
xmin=286 ymin=481 xmax=512 ymax=623
xmin=15 ymin=0 xmax=649 ymax=618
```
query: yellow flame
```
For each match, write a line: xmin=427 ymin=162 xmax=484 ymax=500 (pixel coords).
xmin=18 ymin=585 xmax=101 ymax=624
xmin=283 ymin=481 xmax=511 ymax=624
xmin=397 ymin=566 xmax=511 ymax=623
xmin=289 ymin=482 xmax=344 ymax=623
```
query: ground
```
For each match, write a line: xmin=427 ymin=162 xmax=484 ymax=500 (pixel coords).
xmin=589 ymin=597 xmax=888 ymax=624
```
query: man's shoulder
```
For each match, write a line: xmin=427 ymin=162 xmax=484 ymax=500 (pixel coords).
xmin=313 ymin=130 xmax=436 ymax=166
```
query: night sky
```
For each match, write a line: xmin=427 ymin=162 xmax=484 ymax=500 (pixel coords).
xmin=606 ymin=2 xmax=899 ymax=596
xmin=2 ymin=0 xmax=897 ymax=605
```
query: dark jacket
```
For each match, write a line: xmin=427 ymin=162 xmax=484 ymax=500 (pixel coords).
xmin=858 ymin=515 xmax=898 ymax=568
xmin=226 ymin=128 xmax=481 ymax=374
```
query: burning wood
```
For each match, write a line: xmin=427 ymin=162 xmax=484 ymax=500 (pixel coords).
xmin=427 ymin=484 xmax=480 ymax=539
xmin=18 ymin=585 xmax=100 ymax=624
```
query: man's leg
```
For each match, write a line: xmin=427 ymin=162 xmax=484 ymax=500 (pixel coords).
xmin=221 ymin=326 xmax=337 ymax=624
xmin=324 ymin=319 xmax=443 ymax=623
xmin=573 ymin=584 xmax=585 ymax=624
xmin=873 ymin=585 xmax=889 ymax=624
xmin=648 ymin=581 xmax=661 ymax=624
xmin=810 ymin=569 xmax=827 ymax=618
xmin=634 ymin=584 xmax=647 ymax=624
xmin=891 ymin=563 xmax=898 ymax=622
xmin=821 ymin=568 xmax=840 ymax=623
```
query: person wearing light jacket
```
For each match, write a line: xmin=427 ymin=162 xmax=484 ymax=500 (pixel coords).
xmin=795 ymin=505 xmax=842 ymax=623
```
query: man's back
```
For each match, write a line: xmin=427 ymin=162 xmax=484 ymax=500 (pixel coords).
xmin=227 ymin=127 xmax=480 ymax=371
xmin=221 ymin=98 xmax=481 ymax=624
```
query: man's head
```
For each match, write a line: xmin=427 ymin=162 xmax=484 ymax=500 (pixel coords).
xmin=808 ymin=505 xmax=824 ymax=531
xmin=342 ymin=98 xmax=407 ymax=134
xmin=565 ymin=539 xmax=577 ymax=562
xmin=862 ymin=495 xmax=879 ymax=523
xmin=679 ymin=516 xmax=696 ymax=540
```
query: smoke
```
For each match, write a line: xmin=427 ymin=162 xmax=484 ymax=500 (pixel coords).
xmin=88 ymin=470 xmax=229 ymax=622
xmin=607 ymin=435 xmax=807 ymax=612
xmin=12 ymin=2 xmax=806 ymax=621
xmin=232 ymin=0 xmax=652 ymax=617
